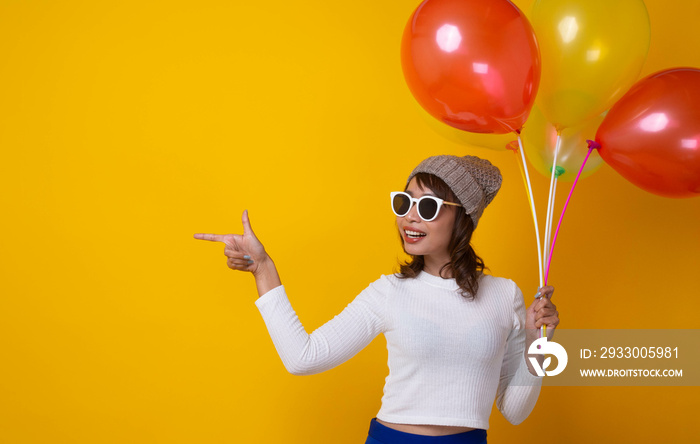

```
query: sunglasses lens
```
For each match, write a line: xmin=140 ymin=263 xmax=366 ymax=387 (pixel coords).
xmin=392 ymin=193 xmax=412 ymax=216
xmin=418 ymin=197 xmax=438 ymax=221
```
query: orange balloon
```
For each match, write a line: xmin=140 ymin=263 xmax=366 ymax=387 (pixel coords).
xmin=401 ymin=0 xmax=540 ymax=134
xmin=596 ymin=68 xmax=700 ymax=198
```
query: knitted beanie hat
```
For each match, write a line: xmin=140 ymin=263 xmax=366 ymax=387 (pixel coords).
xmin=407 ymin=155 xmax=502 ymax=228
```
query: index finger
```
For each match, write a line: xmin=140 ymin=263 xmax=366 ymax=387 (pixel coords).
xmin=193 ymin=233 xmax=226 ymax=242
xmin=539 ymin=286 xmax=555 ymax=300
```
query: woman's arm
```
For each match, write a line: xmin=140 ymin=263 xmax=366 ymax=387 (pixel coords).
xmin=496 ymin=284 xmax=560 ymax=424
xmin=495 ymin=284 xmax=544 ymax=425
xmin=194 ymin=211 xmax=387 ymax=375
xmin=255 ymin=280 xmax=386 ymax=375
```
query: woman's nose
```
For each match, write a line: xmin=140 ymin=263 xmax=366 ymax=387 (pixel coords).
xmin=405 ymin=203 xmax=421 ymax=222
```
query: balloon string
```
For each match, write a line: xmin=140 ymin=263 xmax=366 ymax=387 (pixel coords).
xmin=516 ymin=134 xmax=544 ymax=289
xmin=547 ymin=174 xmax=558 ymax=268
xmin=543 ymin=134 xmax=562 ymax=267
xmin=541 ymin=163 xmax=561 ymax=341
xmin=544 ymin=146 xmax=596 ymax=285
xmin=511 ymin=145 xmax=531 ymax=204
xmin=510 ymin=135 xmax=545 ymax=338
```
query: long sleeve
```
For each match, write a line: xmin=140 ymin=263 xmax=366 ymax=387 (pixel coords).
xmin=254 ymin=277 xmax=388 ymax=375
xmin=495 ymin=283 xmax=543 ymax=425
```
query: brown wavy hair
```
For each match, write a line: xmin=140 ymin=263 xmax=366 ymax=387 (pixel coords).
xmin=397 ymin=172 xmax=486 ymax=299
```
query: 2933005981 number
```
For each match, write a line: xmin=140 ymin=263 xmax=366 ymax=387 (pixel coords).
xmin=600 ymin=346 xmax=678 ymax=359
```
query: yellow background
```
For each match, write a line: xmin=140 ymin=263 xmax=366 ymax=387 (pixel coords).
xmin=1 ymin=0 xmax=699 ymax=442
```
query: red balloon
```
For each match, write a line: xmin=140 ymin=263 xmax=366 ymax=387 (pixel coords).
xmin=596 ymin=68 xmax=700 ymax=198
xmin=401 ymin=0 xmax=540 ymax=134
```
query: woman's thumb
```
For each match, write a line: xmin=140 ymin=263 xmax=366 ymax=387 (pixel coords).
xmin=242 ymin=210 xmax=255 ymax=236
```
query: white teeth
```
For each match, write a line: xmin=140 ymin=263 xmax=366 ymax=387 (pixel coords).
xmin=405 ymin=230 xmax=426 ymax=238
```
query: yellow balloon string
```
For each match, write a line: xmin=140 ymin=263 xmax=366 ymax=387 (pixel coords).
xmin=508 ymin=140 xmax=537 ymax=244
xmin=511 ymin=146 xmax=531 ymax=204
xmin=516 ymin=134 xmax=544 ymax=289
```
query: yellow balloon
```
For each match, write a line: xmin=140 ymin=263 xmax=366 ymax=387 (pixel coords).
xmin=521 ymin=105 xmax=604 ymax=182
xmin=413 ymin=101 xmax=513 ymax=151
xmin=530 ymin=0 xmax=650 ymax=130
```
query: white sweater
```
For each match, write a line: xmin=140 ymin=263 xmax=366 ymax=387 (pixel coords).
xmin=255 ymin=271 xmax=543 ymax=430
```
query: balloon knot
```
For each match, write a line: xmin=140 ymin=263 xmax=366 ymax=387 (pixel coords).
xmin=505 ymin=140 xmax=519 ymax=152
xmin=586 ymin=140 xmax=602 ymax=150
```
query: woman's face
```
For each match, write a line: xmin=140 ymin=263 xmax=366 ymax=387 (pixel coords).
xmin=396 ymin=177 xmax=456 ymax=262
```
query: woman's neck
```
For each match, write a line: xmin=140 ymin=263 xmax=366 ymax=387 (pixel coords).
xmin=423 ymin=254 xmax=452 ymax=278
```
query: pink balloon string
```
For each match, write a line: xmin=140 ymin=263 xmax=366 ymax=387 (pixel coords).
xmin=544 ymin=141 xmax=599 ymax=285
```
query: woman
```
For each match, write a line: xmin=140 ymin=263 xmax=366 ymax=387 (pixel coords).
xmin=194 ymin=155 xmax=559 ymax=444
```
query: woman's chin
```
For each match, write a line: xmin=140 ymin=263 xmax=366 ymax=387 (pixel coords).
xmin=403 ymin=242 xmax=425 ymax=256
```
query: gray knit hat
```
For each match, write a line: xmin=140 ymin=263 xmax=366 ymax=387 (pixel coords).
xmin=407 ymin=155 xmax=502 ymax=228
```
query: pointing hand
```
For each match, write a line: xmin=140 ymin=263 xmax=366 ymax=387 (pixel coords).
xmin=194 ymin=210 xmax=268 ymax=275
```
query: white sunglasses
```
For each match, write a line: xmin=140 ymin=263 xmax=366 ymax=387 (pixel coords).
xmin=390 ymin=191 xmax=462 ymax=222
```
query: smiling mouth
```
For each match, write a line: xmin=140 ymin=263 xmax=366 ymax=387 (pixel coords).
xmin=405 ymin=229 xmax=426 ymax=239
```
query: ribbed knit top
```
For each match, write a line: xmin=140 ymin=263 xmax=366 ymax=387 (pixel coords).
xmin=255 ymin=272 xmax=543 ymax=430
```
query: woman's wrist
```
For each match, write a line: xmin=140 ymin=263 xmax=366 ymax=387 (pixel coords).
xmin=253 ymin=255 xmax=282 ymax=297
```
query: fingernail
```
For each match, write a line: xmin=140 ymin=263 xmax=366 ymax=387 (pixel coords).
xmin=247 ymin=260 xmax=254 ymax=264
xmin=243 ymin=255 xmax=250 ymax=260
